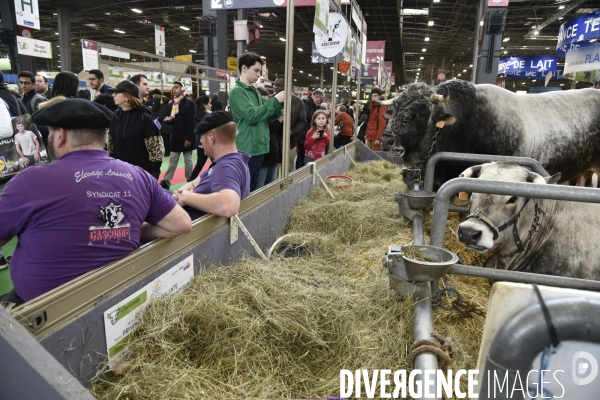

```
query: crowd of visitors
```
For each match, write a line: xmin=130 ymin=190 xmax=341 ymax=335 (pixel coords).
xmin=0 ymin=54 xmax=389 ymax=306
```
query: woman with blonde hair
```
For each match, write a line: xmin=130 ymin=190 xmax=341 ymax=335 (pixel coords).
xmin=108 ymin=80 xmax=164 ymax=179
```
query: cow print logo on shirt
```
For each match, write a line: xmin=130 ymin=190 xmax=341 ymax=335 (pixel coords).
xmin=95 ymin=201 xmax=127 ymax=228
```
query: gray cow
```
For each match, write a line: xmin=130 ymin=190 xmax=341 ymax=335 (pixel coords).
xmin=379 ymin=80 xmax=600 ymax=185
xmin=456 ymin=162 xmax=599 ymax=280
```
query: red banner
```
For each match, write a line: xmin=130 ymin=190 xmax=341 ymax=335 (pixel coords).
xmin=365 ymin=41 xmax=385 ymax=78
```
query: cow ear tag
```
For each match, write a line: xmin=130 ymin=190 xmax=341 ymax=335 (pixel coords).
xmin=435 ymin=121 xmax=445 ymax=128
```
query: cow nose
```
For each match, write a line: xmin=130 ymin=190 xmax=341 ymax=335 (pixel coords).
xmin=457 ymin=225 xmax=482 ymax=244
xmin=381 ymin=132 xmax=395 ymax=147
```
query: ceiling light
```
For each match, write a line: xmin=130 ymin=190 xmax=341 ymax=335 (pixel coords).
xmin=469 ymin=64 xmax=473 ymax=67
xmin=504 ymin=50 xmax=508 ymax=54
xmin=428 ymin=20 xmax=434 ymax=26
xmin=300 ymin=70 xmax=303 ymax=73
xmin=279 ymin=37 xmax=286 ymax=41
xmin=55 ymin=32 xmax=59 ymax=35
xmin=458 ymin=74 xmax=462 ymax=76
xmin=590 ymin=39 xmax=598 ymax=43
xmin=180 ymin=25 xmax=190 ymax=31
xmin=533 ymin=30 xmax=539 ymax=35
xmin=532 ymin=80 xmax=537 ymax=82
xmin=503 ymin=37 xmax=510 ymax=42
xmin=420 ymin=57 xmax=424 ymax=60
xmin=260 ymin=56 xmax=266 ymax=59
xmin=330 ymin=67 xmax=334 ymax=70
xmin=558 ymin=16 xmax=564 ymax=20
xmin=545 ymin=47 xmax=550 ymax=49
xmin=531 ymin=25 xmax=536 ymax=29
xmin=298 ymin=47 xmax=303 ymax=51
xmin=463 ymin=69 xmax=467 ymax=72
xmin=114 ymin=29 xmax=125 ymax=34
xmin=560 ymin=84 xmax=564 ymax=86
xmin=433 ymin=0 xmax=440 ymax=2
xmin=402 ymin=9 xmax=429 ymax=16
xmin=131 ymin=8 xmax=142 ymax=13
xmin=418 ymin=68 xmax=421 ymax=71
xmin=425 ymin=37 xmax=430 ymax=41
xmin=522 ymin=82 xmax=526 ymax=85
xmin=422 ymin=48 xmax=426 ymax=52
xmin=294 ymin=79 xmax=297 ymax=81
xmin=559 ymin=5 xmax=565 ymax=9
xmin=308 ymin=74 xmax=312 ymax=76
xmin=260 ymin=24 xmax=263 ymax=28
xmin=189 ymin=49 xmax=197 ymax=53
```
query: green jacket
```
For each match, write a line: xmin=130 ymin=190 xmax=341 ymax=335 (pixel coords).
xmin=230 ymin=80 xmax=283 ymax=156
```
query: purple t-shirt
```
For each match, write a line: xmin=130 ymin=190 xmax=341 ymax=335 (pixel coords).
xmin=185 ymin=151 xmax=251 ymax=220
xmin=0 ymin=150 xmax=177 ymax=301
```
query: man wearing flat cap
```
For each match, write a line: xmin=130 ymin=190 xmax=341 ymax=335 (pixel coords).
xmin=173 ymin=110 xmax=250 ymax=220
xmin=0 ymin=98 xmax=192 ymax=308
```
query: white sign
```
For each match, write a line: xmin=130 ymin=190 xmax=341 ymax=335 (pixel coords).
xmin=100 ymin=47 xmax=130 ymax=60
xmin=82 ymin=39 xmax=99 ymax=71
xmin=155 ymin=25 xmax=165 ymax=56
xmin=315 ymin=12 xmax=348 ymax=58
xmin=14 ymin=0 xmax=40 ymax=30
xmin=234 ymin=20 xmax=248 ymax=41
xmin=564 ymin=43 xmax=600 ymax=74
xmin=313 ymin=0 xmax=329 ymax=40
xmin=16 ymin=36 xmax=51 ymax=59
xmin=104 ymin=255 xmax=194 ymax=364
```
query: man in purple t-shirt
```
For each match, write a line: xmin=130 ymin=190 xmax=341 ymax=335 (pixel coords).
xmin=0 ymin=98 xmax=192 ymax=307
xmin=173 ymin=111 xmax=250 ymax=220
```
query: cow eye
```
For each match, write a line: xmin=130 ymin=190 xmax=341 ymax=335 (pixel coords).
xmin=506 ymin=196 xmax=518 ymax=204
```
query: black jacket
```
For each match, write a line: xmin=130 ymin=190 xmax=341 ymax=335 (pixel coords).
xmin=269 ymin=94 xmax=307 ymax=152
xmin=109 ymin=106 xmax=161 ymax=175
xmin=0 ymin=86 xmax=26 ymax=116
xmin=166 ymin=96 xmax=196 ymax=153
xmin=211 ymin=99 xmax=224 ymax=111
xmin=301 ymin=96 xmax=321 ymax=143
xmin=157 ymin=103 xmax=172 ymax=135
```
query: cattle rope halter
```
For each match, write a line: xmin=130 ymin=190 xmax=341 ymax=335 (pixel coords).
xmin=464 ymin=198 xmax=545 ymax=258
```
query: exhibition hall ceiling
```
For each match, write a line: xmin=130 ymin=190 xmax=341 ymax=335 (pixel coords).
xmin=1 ymin=0 xmax=598 ymax=88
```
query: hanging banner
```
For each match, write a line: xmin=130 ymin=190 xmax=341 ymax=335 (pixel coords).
xmin=82 ymin=39 xmax=99 ymax=71
xmin=361 ymin=34 xmax=367 ymax=65
xmin=155 ymin=25 xmax=165 ymax=56
xmin=210 ymin=0 xmax=349 ymax=10
xmin=313 ymin=0 xmax=329 ymax=40
xmin=311 ymin=42 xmax=343 ymax=63
xmin=498 ymin=56 xmax=558 ymax=75
xmin=556 ymin=10 xmax=600 ymax=58
xmin=108 ymin=65 xmax=123 ymax=79
xmin=14 ymin=0 xmax=40 ymax=30
xmin=364 ymin=40 xmax=385 ymax=78
xmin=343 ymin=33 xmax=352 ymax=61
xmin=564 ymin=43 xmax=600 ymax=74
xmin=16 ymin=36 xmax=52 ymax=59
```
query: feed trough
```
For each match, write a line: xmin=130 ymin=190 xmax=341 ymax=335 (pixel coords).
xmin=387 ymin=244 xmax=459 ymax=282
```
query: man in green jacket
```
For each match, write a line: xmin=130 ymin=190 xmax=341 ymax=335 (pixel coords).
xmin=229 ymin=52 xmax=285 ymax=191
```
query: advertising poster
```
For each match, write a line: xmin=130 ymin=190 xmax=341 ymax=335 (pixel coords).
xmin=0 ymin=114 xmax=48 ymax=181
xmin=313 ymin=0 xmax=329 ymax=40
xmin=82 ymin=39 xmax=99 ymax=71
xmin=16 ymin=37 xmax=52 ymax=59
xmin=104 ymin=255 xmax=194 ymax=366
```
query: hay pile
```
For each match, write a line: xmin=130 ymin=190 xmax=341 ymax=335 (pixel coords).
xmin=91 ymin=160 xmax=490 ymax=400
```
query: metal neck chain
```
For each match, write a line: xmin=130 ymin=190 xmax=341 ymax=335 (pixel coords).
xmin=411 ymin=127 xmax=441 ymax=190
xmin=495 ymin=201 xmax=545 ymax=259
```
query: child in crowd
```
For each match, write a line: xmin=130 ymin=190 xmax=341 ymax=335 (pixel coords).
xmin=304 ymin=110 xmax=330 ymax=164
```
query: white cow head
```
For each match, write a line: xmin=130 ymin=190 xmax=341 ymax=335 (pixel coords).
xmin=456 ymin=162 xmax=560 ymax=253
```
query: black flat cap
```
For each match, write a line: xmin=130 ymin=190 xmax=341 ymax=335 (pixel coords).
xmin=109 ymin=80 xmax=139 ymax=98
xmin=31 ymin=98 xmax=114 ymax=129
xmin=195 ymin=111 xmax=234 ymax=135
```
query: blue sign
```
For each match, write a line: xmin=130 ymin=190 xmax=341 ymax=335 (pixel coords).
xmin=564 ymin=43 xmax=600 ymax=74
xmin=499 ymin=67 xmax=566 ymax=81
xmin=498 ymin=56 xmax=558 ymax=75
xmin=556 ymin=10 xmax=600 ymax=57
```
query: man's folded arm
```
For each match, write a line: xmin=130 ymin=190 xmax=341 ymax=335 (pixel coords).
xmin=140 ymin=205 xmax=192 ymax=242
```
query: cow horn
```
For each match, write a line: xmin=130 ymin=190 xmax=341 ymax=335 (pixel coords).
xmin=430 ymin=93 xmax=449 ymax=103
xmin=377 ymin=99 xmax=395 ymax=106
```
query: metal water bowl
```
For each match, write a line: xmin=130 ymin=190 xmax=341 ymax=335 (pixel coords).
xmin=405 ymin=190 xmax=436 ymax=209
xmin=399 ymin=245 xmax=459 ymax=282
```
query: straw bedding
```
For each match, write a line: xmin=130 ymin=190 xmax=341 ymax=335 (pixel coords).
xmin=91 ymin=160 xmax=490 ymax=399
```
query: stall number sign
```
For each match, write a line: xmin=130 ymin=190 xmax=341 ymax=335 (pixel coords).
xmin=15 ymin=0 xmax=40 ymax=30
xmin=103 ymin=255 xmax=194 ymax=365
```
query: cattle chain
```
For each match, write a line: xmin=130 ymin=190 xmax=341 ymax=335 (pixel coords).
xmin=403 ymin=127 xmax=441 ymax=190
xmin=432 ymin=278 xmax=486 ymax=319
